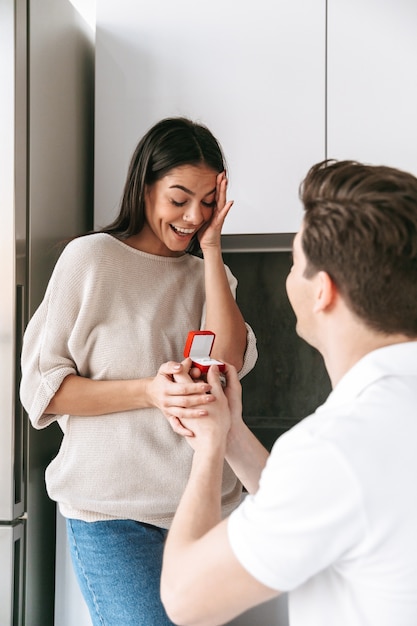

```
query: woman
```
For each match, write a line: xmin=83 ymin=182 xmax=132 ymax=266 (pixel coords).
xmin=20 ymin=117 xmax=257 ymax=625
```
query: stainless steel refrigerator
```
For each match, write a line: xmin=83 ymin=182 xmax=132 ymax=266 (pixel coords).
xmin=0 ymin=0 xmax=94 ymax=623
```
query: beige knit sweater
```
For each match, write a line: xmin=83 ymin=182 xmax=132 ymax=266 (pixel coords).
xmin=20 ymin=234 xmax=257 ymax=528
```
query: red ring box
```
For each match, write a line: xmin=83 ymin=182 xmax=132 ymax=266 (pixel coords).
xmin=184 ymin=330 xmax=225 ymax=373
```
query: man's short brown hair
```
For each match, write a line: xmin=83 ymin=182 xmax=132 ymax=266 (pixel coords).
xmin=300 ymin=159 xmax=417 ymax=336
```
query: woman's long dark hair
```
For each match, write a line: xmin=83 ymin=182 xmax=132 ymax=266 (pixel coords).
xmin=99 ymin=117 xmax=226 ymax=251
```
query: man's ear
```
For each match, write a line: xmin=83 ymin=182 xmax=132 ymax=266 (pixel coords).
xmin=313 ymin=271 xmax=337 ymax=313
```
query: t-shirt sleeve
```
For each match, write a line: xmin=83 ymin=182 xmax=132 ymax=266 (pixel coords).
xmin=227 ymin=427 xmax=366 ymax=591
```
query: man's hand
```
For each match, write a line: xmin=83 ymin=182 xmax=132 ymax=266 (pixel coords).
xmin=176 ymin=363 xmax=233 ymax=452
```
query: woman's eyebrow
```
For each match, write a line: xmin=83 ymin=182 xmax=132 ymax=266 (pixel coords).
xmin=169 ymin=184 xmax=193 ymax=194
xmin=169 ymin=184 xmax=216 ymax=197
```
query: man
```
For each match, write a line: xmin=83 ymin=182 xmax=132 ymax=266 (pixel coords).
xmin=160 ymin=160 xmax=417 ymax=626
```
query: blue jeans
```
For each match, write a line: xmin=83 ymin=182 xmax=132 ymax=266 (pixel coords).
xmin=66 ymin=518 xmax=174 ymax=626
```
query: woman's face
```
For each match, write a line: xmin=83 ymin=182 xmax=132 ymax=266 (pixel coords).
xmin=131 ymin=164 xmax=218 ymax=256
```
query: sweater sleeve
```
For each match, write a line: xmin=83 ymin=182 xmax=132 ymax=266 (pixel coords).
xmin=239 ymin=322 xmax=258 ymax=380
xmin=20 ymin=241 xmax=86 ymax=430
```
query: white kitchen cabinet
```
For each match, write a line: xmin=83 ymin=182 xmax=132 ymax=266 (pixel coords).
xmin=94 ymin=0 xmax=325 ymax=234
xmin=327 ymin=0 xmax=417 ymax=174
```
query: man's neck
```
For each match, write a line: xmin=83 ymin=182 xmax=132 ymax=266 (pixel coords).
xmin=321 ymin=320 xmax=413 ymax=388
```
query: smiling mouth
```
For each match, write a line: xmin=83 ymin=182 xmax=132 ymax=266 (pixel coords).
xmin=170 ymin=225 xmax=196 ymax=236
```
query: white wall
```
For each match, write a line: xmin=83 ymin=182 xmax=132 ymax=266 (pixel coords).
xmin=94 ymin=0 xmax=326 ymax=235
xmin=327 ymin=0 xmax=417 ymax=175
xmin=94 ymin=0 xmax=417 ymax=235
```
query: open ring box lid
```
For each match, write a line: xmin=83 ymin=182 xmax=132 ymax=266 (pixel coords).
xmin=184 ymin=330 xmax=225 ymax=373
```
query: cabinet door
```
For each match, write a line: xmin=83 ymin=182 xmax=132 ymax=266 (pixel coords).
xmin=327 ymin=0 xmax=417 ymax=175
xmin=95 ymin=0 xmax=325 ymax=234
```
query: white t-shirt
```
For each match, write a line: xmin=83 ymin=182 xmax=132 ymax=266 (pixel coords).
xmin=228 ymin=341 xmax=417 ymax=626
